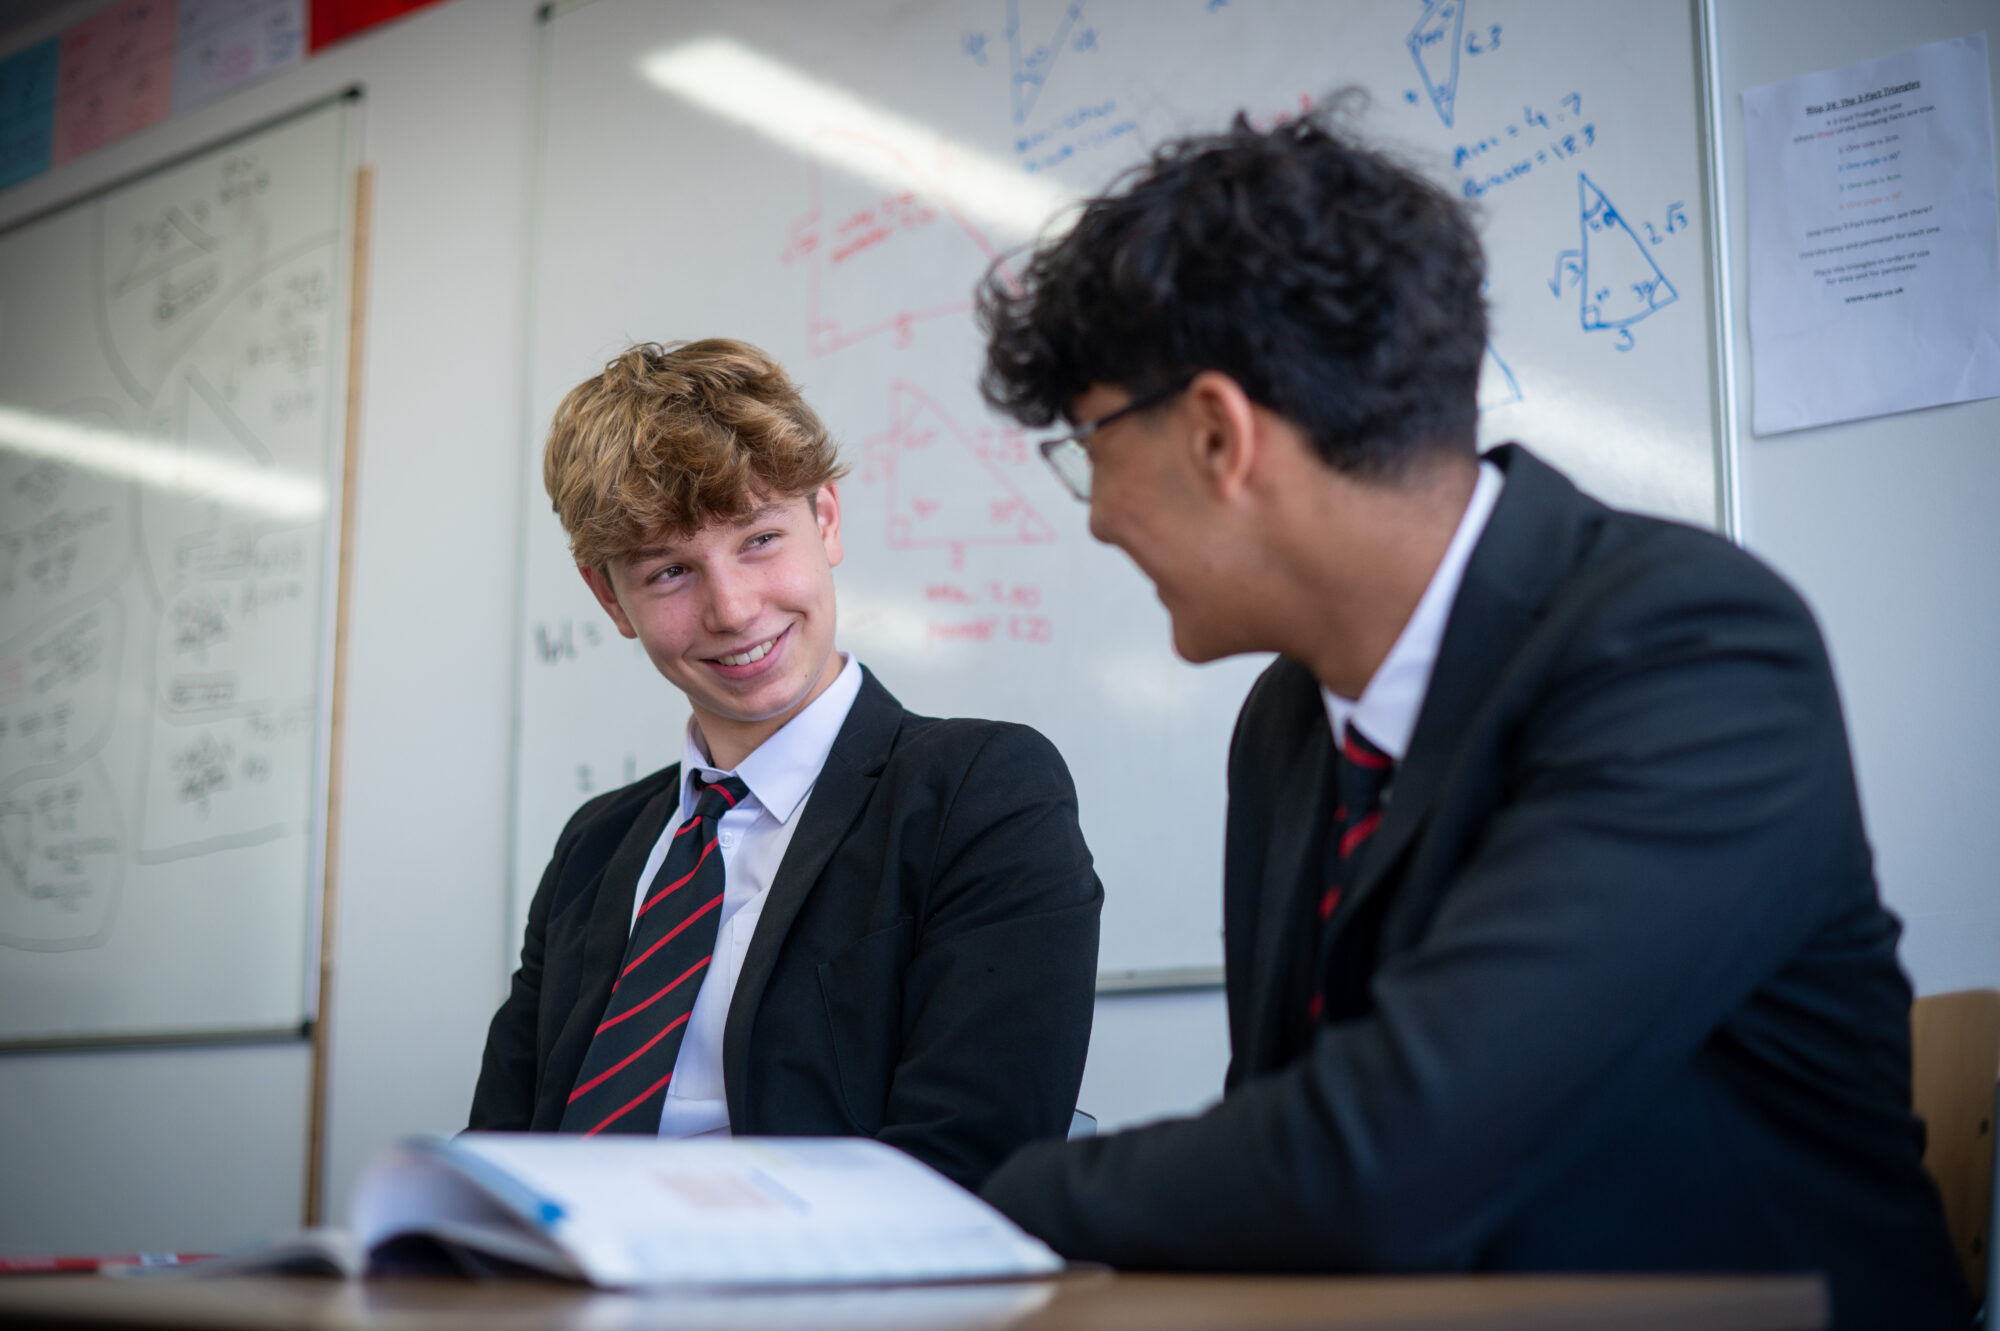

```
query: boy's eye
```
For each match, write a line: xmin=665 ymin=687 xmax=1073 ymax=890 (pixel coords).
xmin=747 ymin=533 xmax=777 ymax=549
xmin=654 ymin=565 xmax=686 ymax=582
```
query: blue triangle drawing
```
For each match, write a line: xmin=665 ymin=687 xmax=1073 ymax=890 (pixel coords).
xmin=1008 ymin=0 xmax=1087 ymax=126
xmin=1578 ymin=173 xmax=1678 ymax=331
xmin=1407 ymin=0 xmax=1466 ymax=128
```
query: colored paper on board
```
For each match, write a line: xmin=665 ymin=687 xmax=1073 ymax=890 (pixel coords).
xmin=173 ymin=0 xmax=306 ymax=112
xmin=306 ymin=0 xmax=450 ymax=54
xmin=53 ymin=0 xmax=176 ymax=165
xmin=0 ymin=38 xmax=58 ymax=191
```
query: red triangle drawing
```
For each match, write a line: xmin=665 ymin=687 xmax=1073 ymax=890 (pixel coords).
xmin=862 ymin=382 xmax=1057 ymax=569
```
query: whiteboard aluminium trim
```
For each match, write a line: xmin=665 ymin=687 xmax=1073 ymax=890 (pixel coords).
xmin=1097 ymin=967 xmax=1226 ymax=996
xmin=1698 ymin=0 xmax=1745 ymax=542
xmin=0 ymin=85 xmax=365 ymax=241
xmin=0 ymin=1023 xmax=313 ymax=1056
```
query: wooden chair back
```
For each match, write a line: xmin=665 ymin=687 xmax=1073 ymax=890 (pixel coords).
xmin=1911 ymin=987 xmax=2000 ymax=1303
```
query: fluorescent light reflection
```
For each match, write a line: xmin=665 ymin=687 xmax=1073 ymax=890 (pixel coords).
xmin=0 ymin=404 xmax=326 ymax=520
xmin=640 ymin=36 xmax=1077 ymax=242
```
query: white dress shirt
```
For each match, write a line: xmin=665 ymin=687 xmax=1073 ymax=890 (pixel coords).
xmin=627 ymin=652 xmax=864 ymax=1138
xmin=1322 ymin=460 xmax=1505 ymax=761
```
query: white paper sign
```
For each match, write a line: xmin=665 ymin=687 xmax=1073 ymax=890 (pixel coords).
xmin=1743 ymin=34 xmax=2000 ymax=436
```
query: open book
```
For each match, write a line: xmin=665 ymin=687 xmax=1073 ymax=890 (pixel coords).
xmin=146 ymin=1134 xmax=1063 ymax=1288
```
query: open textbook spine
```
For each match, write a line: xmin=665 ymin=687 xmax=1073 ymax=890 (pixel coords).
xmin=128 ymin=1134 xmax=1062 ymax=1289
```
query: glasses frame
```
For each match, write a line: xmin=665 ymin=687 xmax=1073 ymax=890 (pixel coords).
xmin=1035 ymin=376 xmax=1194 ymax=502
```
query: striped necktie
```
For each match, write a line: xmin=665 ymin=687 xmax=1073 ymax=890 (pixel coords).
xmin=1307 ymin=725 xmax=1394 ymax=1025
xmin=560 ymin=773 xmax=747 ymax=1136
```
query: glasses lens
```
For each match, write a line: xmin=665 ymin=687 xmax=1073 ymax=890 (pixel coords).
xmin=1048 ymin=438 xmax=1091 ymax=500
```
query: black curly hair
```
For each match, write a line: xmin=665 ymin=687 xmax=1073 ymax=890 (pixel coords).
xmin=978 ymin=107 xmax=1487 ymax=479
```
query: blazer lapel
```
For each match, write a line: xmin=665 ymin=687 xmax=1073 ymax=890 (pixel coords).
xmin=1345 ymin=445 xmax=1592 ymax=914
xmin=537 ymin=773 xmax=682 ymax=1126
xmin=722 ymin=667 xmax=902 ymax=1124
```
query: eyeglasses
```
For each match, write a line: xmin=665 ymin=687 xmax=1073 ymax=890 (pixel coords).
xmin=1036 ymin=377 xmax=1193 ymax=502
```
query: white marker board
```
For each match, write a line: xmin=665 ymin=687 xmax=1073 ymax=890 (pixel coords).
xmin=0 ymin=96 xmax=355 ymax=1044
xmin=519 ymin=1 xmax=1722 ymax=980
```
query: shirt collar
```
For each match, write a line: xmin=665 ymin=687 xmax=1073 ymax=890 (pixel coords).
xmin=680 ymin=653 xmax=864 ymax=825
xmin=1322 ymin=459 xmax=1505 ymax=761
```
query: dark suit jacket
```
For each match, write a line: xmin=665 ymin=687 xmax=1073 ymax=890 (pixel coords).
xmin=982 ymin=446 xmax=1966 ymax=1328
xmin=470 ymin=667 xmax=1102 ymax=1192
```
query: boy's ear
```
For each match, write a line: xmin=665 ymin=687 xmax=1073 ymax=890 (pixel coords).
xmin=1185 ymin=370 xmax=1262 ymax=502
xmin=579 ymin=563 xmax=639 ymax=639
xmin=814 ymin=484 xmax=844 ymax=567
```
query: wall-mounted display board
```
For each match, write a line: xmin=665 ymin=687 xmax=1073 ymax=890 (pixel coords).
xmin=518 ymin=1 xmax=1725 ymax=983
xmin=0 ymin=93 xmax=355 ymax=1045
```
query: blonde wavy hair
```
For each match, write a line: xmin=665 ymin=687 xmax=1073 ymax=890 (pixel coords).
xmin=543 ymin=339 xmax=848 ymax=567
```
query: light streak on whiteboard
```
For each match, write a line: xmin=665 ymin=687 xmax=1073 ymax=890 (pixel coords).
xmin=0 ymin=404 xmax=326 ymax=520
xmin=639 ymin=36 xmax=1077 ymax=241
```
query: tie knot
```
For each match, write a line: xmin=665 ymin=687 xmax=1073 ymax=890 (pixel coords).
xmin=1340 ymin=725 xmax=1391 ymax=770
xmin=1338 ymin=725 xmax=1395 ymax=812
xmin=691 ymin=773 xmax=748 ymax=821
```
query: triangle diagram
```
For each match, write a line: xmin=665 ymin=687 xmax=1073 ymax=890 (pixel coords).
xmin=1008 ymin=0 xmax=1087 ymax=125
xmin=866 ymin=383 xmax=1056 ymax=565
xmin=1407 ymin=0 xmax=1466 ymax=128
xmin=792 ymin=133 xmax=1007 ymax=357
xmin=1578 ymin=173 xmax=1678 ymax=331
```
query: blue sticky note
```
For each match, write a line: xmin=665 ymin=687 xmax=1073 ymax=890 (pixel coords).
xmin=0 ymin=37 xmax=58 ymax=192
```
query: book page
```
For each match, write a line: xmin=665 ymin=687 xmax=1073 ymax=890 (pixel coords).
xmin=434 ymin=1134 xmax=1062 ymax=1288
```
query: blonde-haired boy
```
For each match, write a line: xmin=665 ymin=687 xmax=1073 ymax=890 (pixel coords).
xmin=471 ymin=341 xmax=1100 ymax=1188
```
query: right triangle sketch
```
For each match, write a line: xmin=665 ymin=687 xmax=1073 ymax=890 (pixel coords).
xmin=1578 ymin=172 xmax=1678 ymax=331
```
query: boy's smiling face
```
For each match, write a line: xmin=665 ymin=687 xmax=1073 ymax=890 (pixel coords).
xmin=581 ymin=486 xmax=844 ymax=766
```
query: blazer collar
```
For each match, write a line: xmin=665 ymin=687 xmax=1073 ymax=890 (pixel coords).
xmin=1345 ymin=445 xmax=1597 ymax=912
xmin=722 ymin=664 xmax=904 ymax=1120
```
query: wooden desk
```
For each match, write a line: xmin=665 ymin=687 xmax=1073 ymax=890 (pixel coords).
xmin=0 ymin=1270 xmax=1827 ymax=1330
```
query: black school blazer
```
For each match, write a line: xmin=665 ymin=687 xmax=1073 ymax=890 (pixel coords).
xmin=983 ymin=446 xmax=1965 ymax=1329
xmin=470 ymin=667 xmax=1102 ymax=1191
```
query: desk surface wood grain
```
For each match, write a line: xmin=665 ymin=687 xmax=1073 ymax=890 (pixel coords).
xmin=0 ymin=1270 xmax=1828 ymax=1330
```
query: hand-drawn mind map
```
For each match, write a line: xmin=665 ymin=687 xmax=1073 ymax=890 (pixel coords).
xmin=0 ymin=111 xmax=340 ymax=955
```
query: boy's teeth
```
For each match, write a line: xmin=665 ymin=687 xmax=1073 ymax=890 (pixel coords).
xmin=718 ymin=637 xmax=775 ymax=667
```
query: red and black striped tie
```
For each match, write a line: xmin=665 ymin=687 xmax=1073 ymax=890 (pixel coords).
xmin=560 ymin=773 xmax=746 ymax=1136
xmin=1307 ymin=725 xmax=1394 ymax=1025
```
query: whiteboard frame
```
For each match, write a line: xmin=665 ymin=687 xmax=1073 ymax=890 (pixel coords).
xmin=1699 ymin=0 xmax=1745 ymax=540
xmin=0 ymin=89 xmax=362 ymax=1053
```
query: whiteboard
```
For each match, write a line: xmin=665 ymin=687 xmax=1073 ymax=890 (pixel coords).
xmin=0 ymin=96 xmax=354 ymax=1043
xmin=519 ymin=1 xmax=1721 ymax=979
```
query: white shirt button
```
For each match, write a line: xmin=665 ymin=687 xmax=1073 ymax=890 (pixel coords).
xmin=719 ymin=831 xmax=736 ymax=848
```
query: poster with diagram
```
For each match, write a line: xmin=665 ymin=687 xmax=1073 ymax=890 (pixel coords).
xmin=0 ymin=96 xmax=351 ymax=1043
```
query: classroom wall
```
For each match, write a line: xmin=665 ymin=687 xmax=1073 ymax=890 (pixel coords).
xmin=0 ymin=0 xmax=1991 ymax=1255
xmin=1721 ymin=0 xmax=2000 ymax=996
